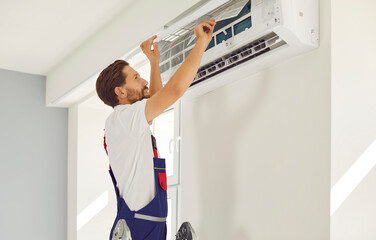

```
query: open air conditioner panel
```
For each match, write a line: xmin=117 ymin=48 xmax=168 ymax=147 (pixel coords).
xmin=158 ymin=0 xmax=252 ymax=77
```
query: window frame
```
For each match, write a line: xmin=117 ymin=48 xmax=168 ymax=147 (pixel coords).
xmin=150 ymin=101 xmax=181 ymax=186
xmin=167 ymin=186 xmax=179 ymax=240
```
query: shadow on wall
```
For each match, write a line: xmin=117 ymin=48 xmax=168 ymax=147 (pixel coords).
xmin=190 ymin=71 xmax=271 ymax=240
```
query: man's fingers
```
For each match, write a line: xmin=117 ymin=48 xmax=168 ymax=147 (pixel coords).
xmin=140 ymin=41 xmax=146 ymax=52
xmin=140 ymin=35 xmax=157 ymax=53
xmin=153 ymin=42 xmax=159 ymax=53
xmin=146 ymin=35 xmax=157 ymax=51
xmin=201 ymin=22 xmax=214 ymax=33
xmin=140 ymin=35 xmax=160 ymax=62
xmin=199 ymin=19 xmax=216 ymax=33
xmin=149 ymin=35 xmax=157 ymax=43
xmin=202 ymin=19 xmax=216 ymax=26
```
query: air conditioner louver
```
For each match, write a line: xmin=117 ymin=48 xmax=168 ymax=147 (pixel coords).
xmin=191 ymin=32 xmax=286 ymax=87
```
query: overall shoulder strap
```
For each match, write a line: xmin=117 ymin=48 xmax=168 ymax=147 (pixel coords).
xmin=103 ymin=134 xmax=120 ymax=197
xmin=151 ymin=135 xmax=159 ymax=158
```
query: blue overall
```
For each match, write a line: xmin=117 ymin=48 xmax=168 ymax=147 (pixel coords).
xmin=104 ymin=135 xmax=168 ymax=240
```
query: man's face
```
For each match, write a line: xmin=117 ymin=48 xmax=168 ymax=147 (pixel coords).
xmin=121 ymin=66 xmax=150 ymax=103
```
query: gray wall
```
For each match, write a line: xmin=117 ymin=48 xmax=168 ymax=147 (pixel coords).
xmin=0 ymin=69 xmax=67 ymax=239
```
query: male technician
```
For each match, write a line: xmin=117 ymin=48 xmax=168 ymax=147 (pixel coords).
xmin=96 ymin=19 xmax=216 ymax=240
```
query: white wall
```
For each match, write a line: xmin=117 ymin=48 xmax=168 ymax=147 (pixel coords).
xmin=331 ymin=0 xmax=376 ymax=239
xmin=67 ymin=97 xmax=115 ymax=240
xmin=0 ymin=68 xmax=68 ymax=239
xmin=68 ymin=104 xmax=79 ymax=240
xmin=179 ymin=0 xmax=331 ymax=239
xmin=76 ymin=101 xmax=115 ymax=240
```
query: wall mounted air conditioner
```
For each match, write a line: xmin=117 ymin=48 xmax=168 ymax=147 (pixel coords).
xmin=130 ymin=0 xmax=319 ymax=99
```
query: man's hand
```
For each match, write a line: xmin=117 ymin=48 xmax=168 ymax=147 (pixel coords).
xmin=140 ymin=35 xmax=163 ymax=97
xmin=194 ymin=19 xmax=216 ymax=46
xmin=140 ymin=35 xmax=160 ymax=64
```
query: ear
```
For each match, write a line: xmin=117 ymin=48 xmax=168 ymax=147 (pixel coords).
xmin=114 ymin=86 xmax=127 ymax=99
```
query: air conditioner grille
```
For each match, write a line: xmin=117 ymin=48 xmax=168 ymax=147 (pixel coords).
xmin=190 ymin=32 xmax=286 ymax=87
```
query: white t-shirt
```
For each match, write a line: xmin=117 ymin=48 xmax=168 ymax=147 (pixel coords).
xmin=104 ymin=99 xmax=155 ymax=211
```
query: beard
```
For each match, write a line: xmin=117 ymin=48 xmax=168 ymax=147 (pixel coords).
xmin=126 ymin=86 xmax=150 ymax=104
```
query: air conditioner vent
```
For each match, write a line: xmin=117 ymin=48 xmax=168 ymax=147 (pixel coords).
xmin=190 ymin=32 xmax=286 ymax=87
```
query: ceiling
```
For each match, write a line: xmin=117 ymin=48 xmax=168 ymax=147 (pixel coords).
xmin=0 ymin=0 xmax=134 ymax=75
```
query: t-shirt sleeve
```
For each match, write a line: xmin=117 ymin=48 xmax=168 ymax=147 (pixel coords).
xmin=117 ymin=99 xmax=149 ymax=136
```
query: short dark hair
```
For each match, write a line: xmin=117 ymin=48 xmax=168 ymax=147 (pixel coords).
xmin=96 ymin=60 xmax=129 ymax=107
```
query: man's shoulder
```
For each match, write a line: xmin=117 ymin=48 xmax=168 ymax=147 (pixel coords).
xmin=106 ymin=99 xmax=149 ymax=132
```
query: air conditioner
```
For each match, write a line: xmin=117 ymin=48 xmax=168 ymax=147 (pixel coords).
xmin=140 ymin=0 xmax=318 ymax=99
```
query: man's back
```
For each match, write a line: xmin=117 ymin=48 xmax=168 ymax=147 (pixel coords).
xmin=105 ymin=99 xmax=156 ymax=211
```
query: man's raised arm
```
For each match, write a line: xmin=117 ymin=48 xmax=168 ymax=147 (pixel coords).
xmin=145 ymin=19 xmax=216 ymax=122
xmin=140 ymin=35 xmax=163 ymax=97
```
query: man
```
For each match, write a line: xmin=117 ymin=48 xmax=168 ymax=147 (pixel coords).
xmin=96 ymin=19 xmax=216 ymax=240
